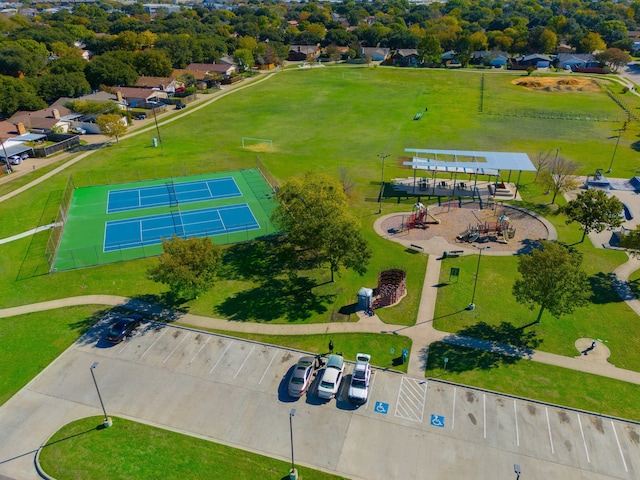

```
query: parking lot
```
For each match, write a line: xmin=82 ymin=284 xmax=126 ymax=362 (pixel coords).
xmin=1 ymin=318 xmax=639 ymax=479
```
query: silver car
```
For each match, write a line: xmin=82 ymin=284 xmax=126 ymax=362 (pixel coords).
xmin=287 ymin=356 xmax=316 ymax=397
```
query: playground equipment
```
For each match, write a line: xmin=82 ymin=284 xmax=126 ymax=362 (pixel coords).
xmin=373 ymin=269 xmax=407 ymax=309
xmin=456 ymin=214 xmax=515 ymax=244
xmin=405 ymin=202 xmax=440 ymax=230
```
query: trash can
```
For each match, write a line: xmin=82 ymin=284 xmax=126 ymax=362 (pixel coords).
xmin=152 ymin=138 xmax=158 ymax=147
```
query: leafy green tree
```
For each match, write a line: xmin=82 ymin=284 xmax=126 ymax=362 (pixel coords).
xmin=580 ymin=32 xmax=606 ymax=53
xmin=271 ymin=172 xmax=371 ymax=282
xmin=96 ymin=113 xmax=128 ymax=143
xmin=0 ymin=75 xmax=46 ymax=116
xmin=620 ymin=226 xmax=640 ymax=256
xmin=32 ymin=72 xmax=91 ymax=102
xmin=418 ymin=34 xmax=443 ymax=66
xmin=147 ymin=236 xmax=223 ymax=300
xmin=85 ymin=51 xmax=138 ymax=87
xmin=134 ymin=50 xmax=173 ymax=77
xmin=233 ymin=48 xmax=254 ymax=71
xmin=0 ymin=41 xmax=47 ymax=77
xmin=560 ymin=189 xmax=623 ymax=243
xmin=513 ymin=241 xmax=590 ymax=324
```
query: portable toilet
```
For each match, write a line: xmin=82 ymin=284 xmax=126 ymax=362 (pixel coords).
xmin=357 ymin=287 xmax=373 ymax=311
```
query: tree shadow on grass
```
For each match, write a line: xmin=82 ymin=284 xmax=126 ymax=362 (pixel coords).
xmin=426 ymin=341 xmax=521 ymax=374
xmin=425 ymin=321 xmax=542 ymax=374
xmin=589 ymin=272 xmax=629 ymax=304
xmin=458 ymin=321 xmax=542 ymax=349
xmin=215 ymin=275 xmax=332 ymax=322
xmin=219 ymin=237 xmax=293 ymax=282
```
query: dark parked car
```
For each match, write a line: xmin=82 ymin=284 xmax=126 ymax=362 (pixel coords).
xmin=175 ymin=102 xmax=186 ymax=110
xmin=135 ymin=114 xmax=146 ymax=120
xmin=105 ymin=314 xmax=143 ymax=344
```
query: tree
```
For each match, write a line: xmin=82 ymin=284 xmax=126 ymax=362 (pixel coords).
xmin=233 ymin=48 xmax=254 ymax=71
xmin=418 ymin=34 xmax=443 ymax=66
xmin=0 ymin=75 xmax=46 ymax=117
xmin=32 ymin=72 xmax=91 ymax=103
xmin=533 ymin=150 xmax=554 ymax=182
xmin=271 ymin=172 xmax=371 ymax=282
xmin=620 ymin=225 xmax=640 ymax=256
xmin=134 ymin=50 xmax=173 ymax=77
xmin=539 ymin=155 xmax=580 ymax=204
xmin=580 ymin=32 xmax=606 ymax=54
xmin=596 ymin=48 xmax=632 ymax=73
xmin=147 ymin=236 xmax=223 ymax=299
xmin=560 ymin=189 xmax=623 ymax=243
xmin=85 ymin=51 xmax=139 ymax=88
xmin=512 ymin=241 xmax=590 ymax=324
xmin=96 ymin=113 xmax=128 ymax=143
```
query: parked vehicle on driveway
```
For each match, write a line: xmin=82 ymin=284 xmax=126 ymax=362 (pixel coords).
xmin=105 ymin=314 xmax=143 ymax=344
xmin=317 ymin=354 xmax=344 ymax=399
xmin=348 ymin=353 xmax=371 ymax=404
xmin=287 ymin=356 xmax=316 ymax=397
xmin=175 ymin=102 xmax=186 ymax=110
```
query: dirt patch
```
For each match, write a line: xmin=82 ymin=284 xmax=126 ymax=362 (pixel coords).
xmin=513 ymin=77 xmax=600 ymax=93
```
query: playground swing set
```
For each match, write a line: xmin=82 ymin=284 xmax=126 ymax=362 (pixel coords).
xmin=456 ymin=214 xmax=515 ymax=244
xmin=404 ymin=202 xmax=441 ymax=230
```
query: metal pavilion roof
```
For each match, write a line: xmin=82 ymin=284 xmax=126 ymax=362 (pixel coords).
xmin=403 ymin=149 xmax=536 ymax=175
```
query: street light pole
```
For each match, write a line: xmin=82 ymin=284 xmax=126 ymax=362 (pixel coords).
xmin=467 ymin=245 xmax=490 ymax=311
xmin=378 ymin=153 xmax=389 ymax=214
xmin=607 ymin=121 xmax=627 ymax=173
xmin=90 ymin=362 xmax=112 ymax=428
xmin=289 ymin=408 xmax=297 ymax=480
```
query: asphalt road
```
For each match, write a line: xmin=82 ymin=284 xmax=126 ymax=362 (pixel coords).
xmin=1 ymin=317 xmax=638 ymax=480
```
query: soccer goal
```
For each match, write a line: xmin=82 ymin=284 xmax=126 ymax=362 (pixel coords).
xmin=342 ymin=72 xmax=362 ymax=79
xmin=241 ymin=137 xmax=273 ymax=152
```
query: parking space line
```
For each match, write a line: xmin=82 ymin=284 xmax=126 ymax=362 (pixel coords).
xmin=210 ymin=341 xmax=233 ymax=374
xmin=545 ymin=407 xmax=554 ymax=454
xmin=611 ymin=420 xmax=628 ymax=472
xmin=514 ymin=400 xmax=520 ymax=447
xmin=451 ymin=387 xmax=456 ymax=430
xmin=577 ymin=414 xmax=591 ymax=463
xmin=483 ymin=394 xmax=486 ymax=439
xmin=163 ymin=332 xmax=190 ymax=363
xmin=234 ymin=344 xmax=256 ymax=379
xmin=140 ymin=328 xmax=167 ymax=359
xmin=188 ymin=336 xmax=210 ymax=366
xmin=258 ymin=350 xmax=278 ymax=385
xmin=364 ymin=370 xmax=378 ymax=410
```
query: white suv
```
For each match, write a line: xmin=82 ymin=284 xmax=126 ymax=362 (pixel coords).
xmin=348 ymin=353 xmax=371 ymax=404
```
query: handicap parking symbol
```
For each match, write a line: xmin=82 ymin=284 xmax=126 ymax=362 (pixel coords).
xmin=374 ymin=401 xmax=389 ymax=415
xmin=430 ymin=414 xmax=445 ymax=428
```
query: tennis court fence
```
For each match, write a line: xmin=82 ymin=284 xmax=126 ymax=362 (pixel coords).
xmin=46 ymin=176 xmax=75 ymax=272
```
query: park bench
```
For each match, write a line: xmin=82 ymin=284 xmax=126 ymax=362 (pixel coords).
xmin=443 ymin=250 xmax=464 ymax=258
xmin=409 ymin=244 xmax=424 ymax=253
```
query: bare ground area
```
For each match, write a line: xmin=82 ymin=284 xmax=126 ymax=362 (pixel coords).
xmin=380 ymin=202 xmax=550 ymax=253
xmin=512 ymin=76 xmax=600 ymax=92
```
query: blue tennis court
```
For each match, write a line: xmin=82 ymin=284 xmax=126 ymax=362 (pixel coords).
xmin=104 ymin=204 xmax=259 ymax=251
xmin=107 ymin=177 xmax=241 ymax=213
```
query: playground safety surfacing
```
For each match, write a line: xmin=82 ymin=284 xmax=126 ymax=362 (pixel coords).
xmin=380 ymin=201 xmax=551 ymax=254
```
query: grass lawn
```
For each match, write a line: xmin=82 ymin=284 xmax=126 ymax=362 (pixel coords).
xmin=0 ymin=306 xmax=108 ymax=406
xmin=1 ymin=67 xmax=640 ymax=412
xmin=39 ymin=416 xmax=346 ymax=480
